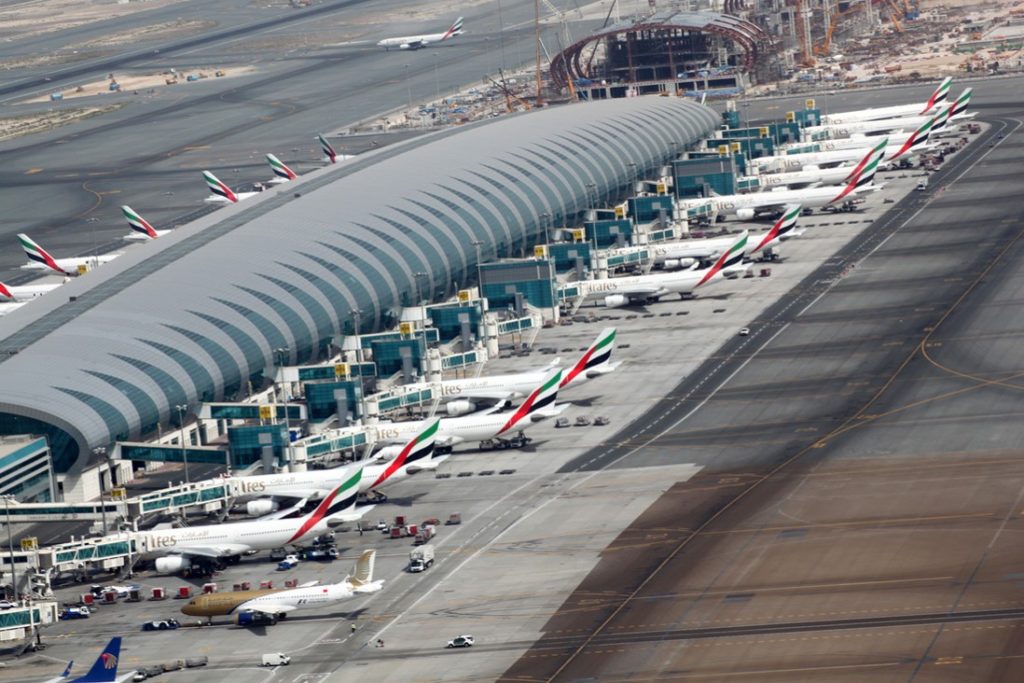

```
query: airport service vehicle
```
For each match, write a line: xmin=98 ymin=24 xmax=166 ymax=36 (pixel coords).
xmin=409 ymin=545 xmax=435 ymax=572
xmin=182 ymin=550 xmax=382 ymax=623
xmin=447 ymin=635 xmax=474 ymax=648
xmin=277 ymin=555 xmax=300 ymax=570
xmin=916 ymin=178 xmax=928 ymax=191
xmin=202 ymin=171 xmax=259 ymax=204
xmin=41 ymin=637 xmax=127 ymax=683
xmin=395 ymin=329 xmax=620 ymax=409
xmin=739 ymin=327 xmax=751 ymax=336
xmin=60 ymin=606 xmax=90 ymax=620
xmin=18 ymin=234 xmax=120 ymax=276
xmin=821 ymin=77 xmax=952 ymax=124
xmin=261 ymin=653 xmax=291 ymax=666
xmin=121 ymin=206 xmax=170 ymax=241
xmin=575 ymin=231 xmax=750 ymax=307
xmin=652 ymin=205 xmax=802 ymax=268
xmin=679 ymin=149 xmax=883 ymax=221
xmin=367 ymin=369 xmax=566 ymax=449
xmin=265 ymin=154 xmax=297 ymax=184
xmin=377 ymin=17 xmax=463 ymax=50
xmin=804 ymin=89 xmax=972 ymax=140
xmin=232 ymin=420 xmax=440 ymax=516
xmin=141 ymin=619 xmax=179 ymax=631
xmin=136 ymin=468 xmax=369 ymax=574
xmin=0 ymin=280 xmax=59 ymax=302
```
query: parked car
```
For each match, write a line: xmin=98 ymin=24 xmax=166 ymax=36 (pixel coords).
xmin=0 ymin=600 xmax=17 ymax=610
xmin=60 ymin=606 xmax=90 ymax=620
xmin=142 ymin=619 xmax=180 ymax=631
xmin=447 ymin=634 xmax=475 ymax=648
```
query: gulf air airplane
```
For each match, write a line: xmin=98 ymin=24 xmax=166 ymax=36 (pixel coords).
xmin=233 ymin=420 xmax=441 ymax=515
xmin=121 ymin=206 xmax=170 ymax=241
xmin=376 ymin=16 xmax=464 ymax=50
xmin=317 ymin=134 xmax=354 ymax=164
xmin=0 ymin=279 xmax=60 ymax=302
xmin=393 ymin=329 xmax=620 ymax=413
xmin=136 ymin=468 xmax=370 ymax=574
xmin=575 ymin=231 xmax=751 ymax=307
xmin=653 ymin=205 xmax=803 ymax=269
xmin=265 ymin=153 xmax=298 ymax=184
xmin=202 ymin=170 xmax=260 ymax=204
xmin=40 ymin=637 xmax=128 ymax=683
xmin=369 ymin=369 xmax=566 ymax=447
xmin=681 ymin=145 xmax=884 ymax=220
xmin=804 ymin=88 xmax=971 ymax=140
xmin=820 ymin=76 xmax=952 ymax=124
xmin=181 ymin=549 xmax=382 ymax=624
xmin=17 ymin=234 xmax=120 ymax=276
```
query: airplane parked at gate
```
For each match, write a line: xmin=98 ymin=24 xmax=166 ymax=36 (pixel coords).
xmin=121 ymin=206 xmax=171 ymax=241
xmin=653 ymin=205 xmax=803 ymax=268
xmin=18 ymin=234 xmax=120 ymax=276
xmin=377 ymin=17 xmax=464 ymax=50
xmin=0 ymin=279 xmax=60 ymax=302
xmin=265 ymin=154 xmax=298 ymax=184
xmin=804 ymin=89 xmax=971 ymax=140
xmin=136 ymin=468 xmax=370 ymax=574
xmin=202 ymin=171 xmax=260 ymax=204
xmin=820 ymin=77 xmax=952 ymax=125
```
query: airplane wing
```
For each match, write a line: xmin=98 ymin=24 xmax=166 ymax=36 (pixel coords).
xmin=529 ymin=403 xmax=569 ymax=421
xmin=238 ymin=603 xmax=298 ymax=616
xmin=595 ymin=284 xmax=670 ymax=303
xmin=171 ymin=544 xmax=253 ymax=559
xmin=328 ymin=504 xmax=375 ymax=525
xmin=260 ymin=497 xmax=313 ymax=519
xmin=405 ymin=39 xmax=425 ymax=49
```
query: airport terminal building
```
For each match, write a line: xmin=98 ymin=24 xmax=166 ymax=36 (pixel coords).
xmin=0 ymin=97 xmax=719 ymax=473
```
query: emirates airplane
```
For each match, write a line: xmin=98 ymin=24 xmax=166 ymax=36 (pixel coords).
xmin=377 ymin=17 xmax=464 ymax=50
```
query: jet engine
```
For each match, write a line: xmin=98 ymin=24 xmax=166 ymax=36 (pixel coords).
xmin=604 ymin=294 xmax=629 ymax=308
xmin=445 ymin=399 xmax=477 ymax=416
xmin=662 ymin=258 xmax=696 ymax=270
xmin=154 ymin=556 xmax=190 ymax=574
xmin=735 ymin=208 xmax=756 ymax=220
xmin=246 ymin=499 xmax=278 ymax=517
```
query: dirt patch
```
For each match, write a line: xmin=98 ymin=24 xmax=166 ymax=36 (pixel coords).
xmin=0 ymin=0 xmax=187 ymax=43
xmin=0 ymin=105 xmax=123 ymax=142
xmin=25 ymin=66 xmax=257 ymax=103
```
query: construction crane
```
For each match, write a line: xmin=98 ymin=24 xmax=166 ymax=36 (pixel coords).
xmin=488 ymin=70 xmax=532 ymax=113
xmin=815 ymin=14 xmax=839 ymax=55
xmin=794 ymin=0 xmax=815 ymax=67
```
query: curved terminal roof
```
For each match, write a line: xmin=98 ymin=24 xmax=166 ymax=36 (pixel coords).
xmin=0 ymin=97 xmax=719 ymax=472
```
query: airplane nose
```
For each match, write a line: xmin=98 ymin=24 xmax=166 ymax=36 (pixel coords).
xmin=181 ymin=601 xmax=199 ymax=616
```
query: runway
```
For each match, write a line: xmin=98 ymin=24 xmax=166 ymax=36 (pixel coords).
xmin=0 ymin=0 xmax=579 ymax=280
xmin=504 ymin=81 xmax=1024 ymax=682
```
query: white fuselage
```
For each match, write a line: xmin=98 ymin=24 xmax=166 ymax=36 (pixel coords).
xmin=822 ymin=102 xmax=934 ymax=125
xmin=579 ymin=267 xmax=717 ymax=300
xmin=377 ymin=31 xmax=449 ymax=49
xmin=678 ymin=183 xmax=862 ymax=217
xmin=752 ymin=144 xmax=915 ymax=173
xmin=21 ymin=254 xmax=119 ymax=273
xmin=237 ymin=582 xmax=360 ymax=612
xmin=368 ymin=410 xmax=540 ymax=446
xmin=803 ymin=114 xmax=932 ymax=140
xmin=204 ymin=191 xmax=258 ymax=204
xmin=0 ymin=283 xmax=60 ymax=301
xmin=135 ymin=515 xmax=328 ymax=558
xmin=780 ymin=132 xmax=912 ymax=154
xmin=652 ymin=230 xmax=781 ymax=264
xmin=399 ymin=372 xmax=548 ymax=402
xmin=752 ymin=164 xmax=856 ymax=189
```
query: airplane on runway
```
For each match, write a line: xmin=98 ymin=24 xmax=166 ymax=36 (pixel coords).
xmin=202 ymin=171 xmax=260 ymax=204
xmin=368 ymin=369 xmax=566 ymax=448
xmin=652 ymin=205 xmax=803 ymax=268
xmin=265 ymin=154 xmax=298 ymax=184
xmin=0 ymin=279 xmax=60 ymax=302
xmin=820 ymin=76 xmax=952 ymax=124
xmin=137 ymin=467 xmax=371 ymax=574
xmin=41 ymin=637 xmax=129 ymax=683
xmin=680 ymin=145 xmax=884 ymax=220
xmin=121 ymin=206 xmax=170 ymax=241
xmin=391 ymin=328 xmax=620 ymax=410
xmin=804 ymin=89 xmax=971 ymax=140
xmin=376 ymin=16 xmax=464 ymax=50
xmin=181 ymin=549 xmax=382 ymax=623
xmin=317 ymin=134 xmax=354 ymax=164
xmin=18 ymin=234 xmax=120 ymax=276
xmin=575 ymin=231 xmax=751 ymax=306
xmin=231 ymin=420 xmax=441 ymax=515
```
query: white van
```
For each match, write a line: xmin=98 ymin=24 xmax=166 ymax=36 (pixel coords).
xmin=916 ymin=178 xmax=928 ymax=191
xmin=261 ymin=653 xmax=291 ymax=666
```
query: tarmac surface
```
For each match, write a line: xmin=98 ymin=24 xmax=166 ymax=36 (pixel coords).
xmin=0 ymin=0 xmax=572 ymax=280
xmin=497 ymin=82 xmax=1024 ymax=681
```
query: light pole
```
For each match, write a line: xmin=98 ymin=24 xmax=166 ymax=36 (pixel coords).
xmin=432 ymin=54 xmax=440 ymax=103
xmin=93 ymin=447 xmax=108 ymax=535
xmin=274 ymin=347 xmax=291 ymax=456
xmin=174 ymin=404 xmax=190 ymax=484
xmin=585 ymin=183 xmax=598 ymax=251
xmin=403 ymin=63 xmax=412 ymax=112
xmin=626 ymin=162 xmax=638 ymax=193
xmin=470 ymin=240 xmax=484 ymax=286
xmin=2 ymin=496 xmax=16 ymax=600
xmin=539 ymin=212 xmax=550 ymax=246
